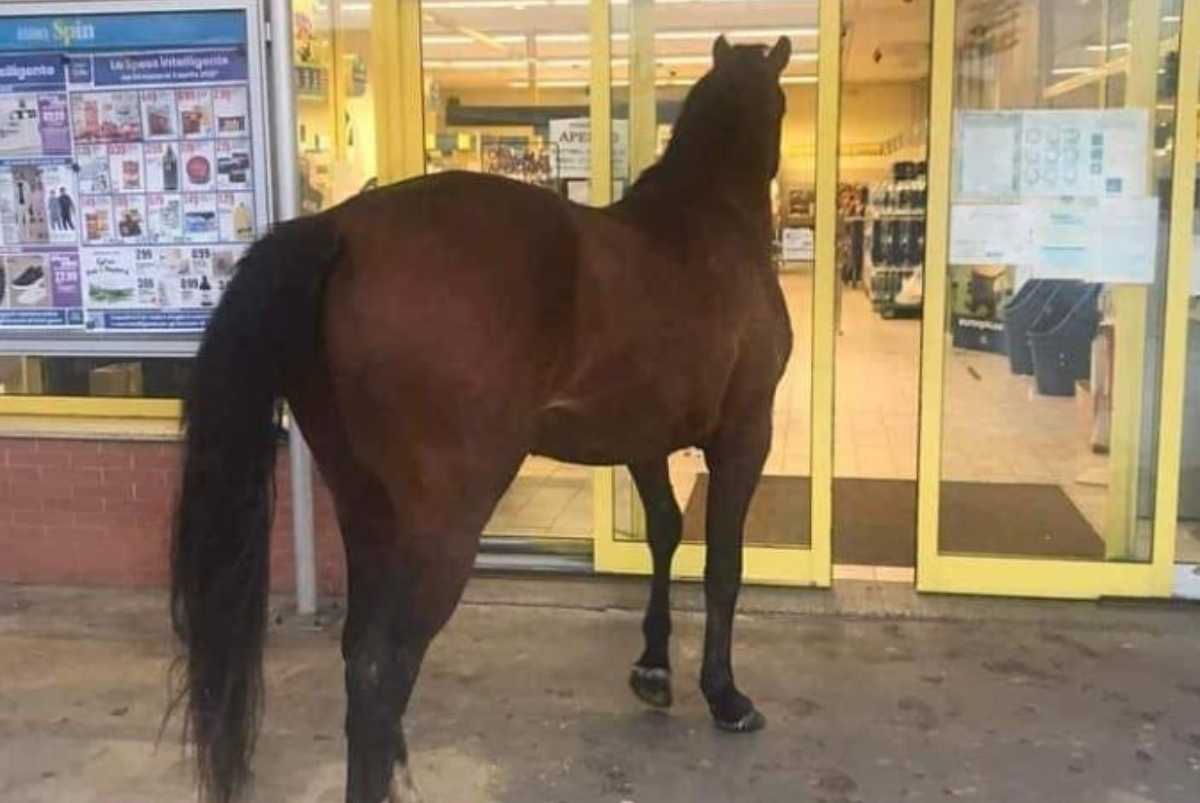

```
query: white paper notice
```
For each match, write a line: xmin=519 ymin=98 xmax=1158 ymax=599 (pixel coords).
xmin=949 ymin=204 xmax=1034 ymax=265
xmin=782 ymin=227 xmax=815 ymax=261
xmin=1192 ymin=235 xmax=1200 ymax=297
xmin=1034 ymin=199 xmax=1095 ymax=281
xmin=1093 ymin=197 xmax=1158 ymax=284
xmin=1021 ymin=109 xmax=1148 ymax=197
xmin=955 ymin=113 xmax=1021 ymax=199
xmin=1030 ymin=197 xmax=1158 ymax=284
xmin=956 ymin=109 xmax=1149 ymax=201
xmin=566 ymin=180 xmax=589 ymax=205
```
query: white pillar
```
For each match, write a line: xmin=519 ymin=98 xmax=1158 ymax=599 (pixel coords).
xmin=269 ymin=0 xmax=318 ymax=616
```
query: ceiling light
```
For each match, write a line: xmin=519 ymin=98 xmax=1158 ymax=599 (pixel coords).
xmin=507 ymin=74 xmax=818 ymax=89
xmin=426 ymin=0 xmax=804 ymax=8
xmin=424 ymin=59 xmax=530 ymax=69
xmin=427 ymin=28 xmax=819 ymax=47
xmin=423 ymin=1 xmax=549 ymax=8
xmin=424 ymin=34 xmax=526 ymax=45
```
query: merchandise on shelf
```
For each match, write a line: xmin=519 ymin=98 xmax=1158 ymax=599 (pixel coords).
xmin=863 ymin=160 xmax=927 ymax=319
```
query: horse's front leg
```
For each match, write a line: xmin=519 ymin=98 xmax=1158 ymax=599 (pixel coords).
xmin=628 ymin=458 xmax=683 ymax=708
xmin=700 ymin=415 xmax=770 ymax=733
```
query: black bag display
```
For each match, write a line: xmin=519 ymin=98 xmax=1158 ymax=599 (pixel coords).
xmin=1028 ymin=283 xmax=1102 ymax=397
xmin=1002 ymin=279 xmax=1067 ymax=376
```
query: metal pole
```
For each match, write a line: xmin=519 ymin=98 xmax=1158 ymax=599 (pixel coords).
xmin=268 ymin=0 xmax=318 ymax=616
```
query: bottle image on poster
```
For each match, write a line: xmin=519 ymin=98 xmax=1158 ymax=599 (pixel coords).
xmin=75 ymin=145 xmax=113 ymax=194
xmin=177 ymin=88 xmax=213 ymax=140
xmin=71 ymin=92 xmax=143 ymax=144
xmin=215 ymin=139 xmax=252 ymax=189
xmin=81 ymin=195 xmax=115 ymax=245
xmin=114 ymin=195 xmax=147 ymax=244
xmin=146 ymin=193 xmax=183 ymax=242
xmin=107 ymin=143 xmax=145 ymax=193
xmin=211 ymin=244 xmax=244 ymax=293
xmin=82 ymin=247 xmax=138 ymax=308
xmin=213 ymin=86 xmax=249 ymax=137
xmin=180 ymin=141 xmax=214 ymax=192
xmin=144 ymin=142 xmax=182 ymax=193
xmin=218 ymin=192 xmax=255 ymax=242
xmin=183 ymin=192 xmax=217 ymax=243
xmin=141 ymin=90 xmax=178 ymax=140
xmin=188 ymin=246 xmax=217 ymax=307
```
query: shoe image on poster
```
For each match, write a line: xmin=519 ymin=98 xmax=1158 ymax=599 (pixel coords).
xmin=8 ymin=254 xmax=49 ymax=307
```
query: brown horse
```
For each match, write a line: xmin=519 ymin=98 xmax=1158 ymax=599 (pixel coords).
xmin=170 ymin=35 xmax=793 ymax=803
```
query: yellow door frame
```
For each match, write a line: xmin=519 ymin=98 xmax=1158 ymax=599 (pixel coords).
xmin=590 ymin=0 xmax=839 ymax=587
xmin=915 ymin=0 xmax=1199 ymax=599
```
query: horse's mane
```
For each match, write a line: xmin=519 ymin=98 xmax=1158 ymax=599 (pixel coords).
xmin=627 ymin=45 xmax=773 ymax=196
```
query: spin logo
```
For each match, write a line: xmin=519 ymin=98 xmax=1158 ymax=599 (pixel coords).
xmin=51 ymin=19 xmax=96 ymax=48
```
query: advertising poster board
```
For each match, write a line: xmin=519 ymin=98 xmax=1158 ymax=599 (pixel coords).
xmin=0 ymin=1 xmax=270 ymax=338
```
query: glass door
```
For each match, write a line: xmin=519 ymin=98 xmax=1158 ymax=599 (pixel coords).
xmin=916 ymin=0 xmax=1194 ymax=598
xmin=1171 ymin=3 xmax=1200 ymax=598
xmin=830 ymin=0 xmax=932 ymax=584
xmin=592 ymin=0 xmax=838 ymax=586
xmin=420 ymin=0 xmax=597 ymax=546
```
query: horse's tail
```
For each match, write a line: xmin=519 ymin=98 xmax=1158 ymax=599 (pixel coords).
xmin=169 ymin=214 xmax=339 ymax=803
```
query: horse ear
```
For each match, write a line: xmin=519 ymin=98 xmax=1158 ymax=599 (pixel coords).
xmin=713 ymin=35 xmax=734 ymax=66
xmin=767 ymin=36 xmax=792 ymax=75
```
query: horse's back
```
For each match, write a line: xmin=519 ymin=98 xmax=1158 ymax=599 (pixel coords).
xmin=315 ymin=170 xmax=787 ymax=467
xmin=325 ymin=172 xmax=578 ymax=372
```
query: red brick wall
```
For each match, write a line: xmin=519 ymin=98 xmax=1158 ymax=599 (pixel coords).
xmin=0 ymin=437 xmax=346 ymax=594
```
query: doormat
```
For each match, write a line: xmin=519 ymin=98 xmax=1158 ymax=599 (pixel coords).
xmin=680 ymin=476 xmax=1105 ymax=567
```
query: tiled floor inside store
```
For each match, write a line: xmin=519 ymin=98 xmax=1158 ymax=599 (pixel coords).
xmin=485 ymin=271 xmax=1200 ymax=566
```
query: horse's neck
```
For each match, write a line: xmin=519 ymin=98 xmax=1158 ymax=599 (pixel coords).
xmin=622 ymin=164 xmax=772 ymax=234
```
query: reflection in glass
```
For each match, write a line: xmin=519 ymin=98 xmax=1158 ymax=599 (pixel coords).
xmin=610 ymin=1 xmax=819 ymax=548
xmin=294 ymin=0 xmax=379 ymax=213
xmin=940 ymin=1 xmax=1183 ymax=563
xmin=421 ymin=2 xmax=595 ymax=539
xmin=1176 ymin=68 xmax=1200 ymax=565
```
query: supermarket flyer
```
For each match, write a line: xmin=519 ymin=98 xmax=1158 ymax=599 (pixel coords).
xmin=0 ymin=8 xmax=266 ymax=333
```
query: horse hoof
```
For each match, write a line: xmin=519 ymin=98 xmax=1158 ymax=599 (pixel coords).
xmin=388 ymin=766 xmax=424 ymax=803
xmin=629 ymin=666 xmax=673 ymax=708
xmin=713 ymin=707 xmax=767 ymax=734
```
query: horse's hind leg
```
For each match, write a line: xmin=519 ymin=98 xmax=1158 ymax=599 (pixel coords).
xmin=337 ymin=472 xmax=499 ymax=803
xmin=628 ymin=458 xmax=683 ymax=708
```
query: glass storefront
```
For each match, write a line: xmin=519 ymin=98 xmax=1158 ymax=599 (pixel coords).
xmin=1178 ymin=61 xmax=1200 ymax=568
xmin=421 ymin=3 xmax=595 ymax=540
xmin=293 ymin=0 xmax=379 ymax=212
xmin=939 ymin=2 xmax=1179 ymax=564
xmin=2 ymin=0 xmax=1197 ymax=599
xmin=608 ymin=2 xmax=818 ymax=557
